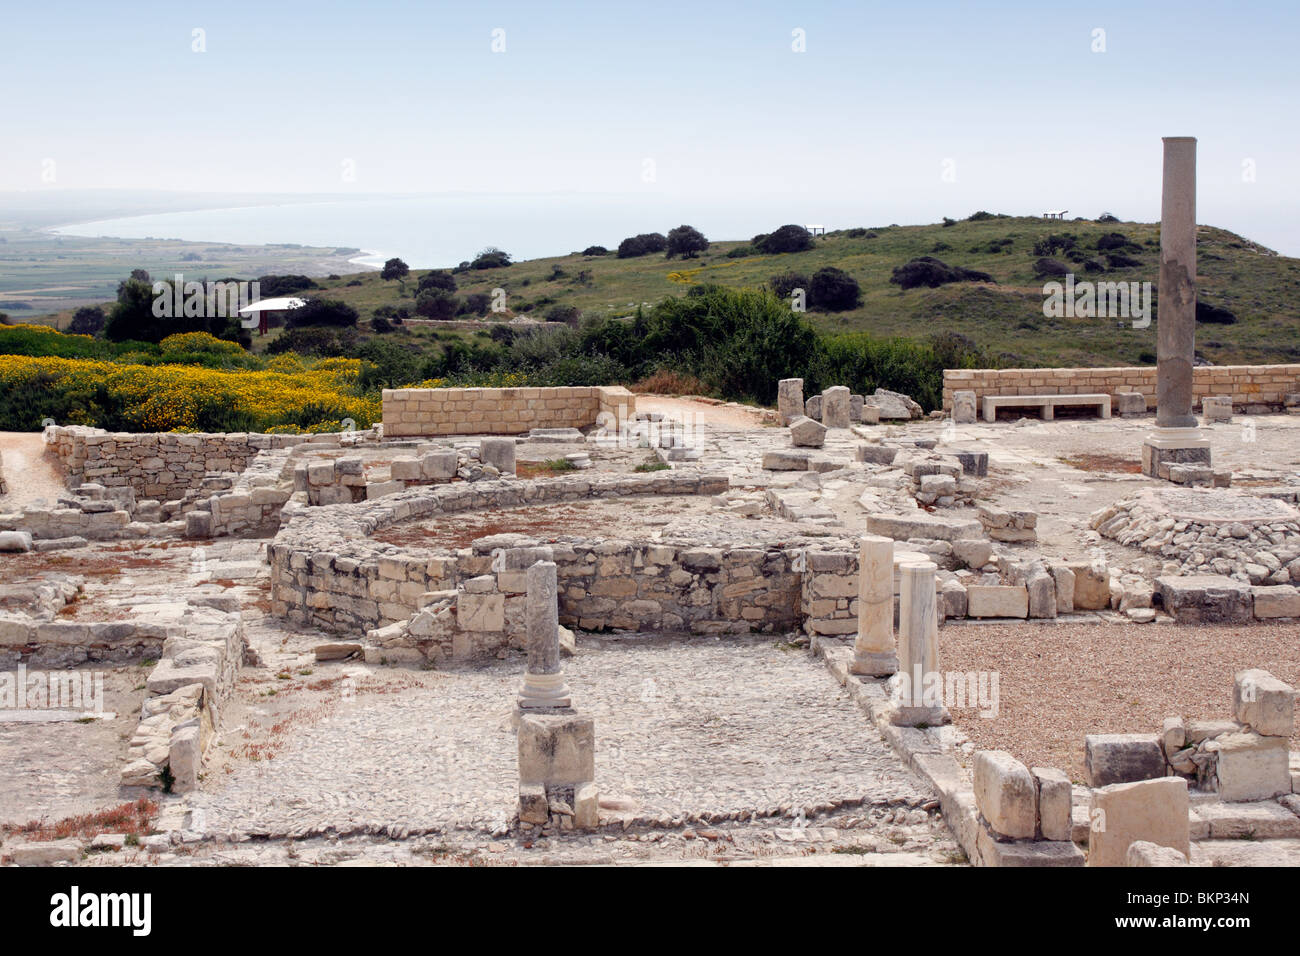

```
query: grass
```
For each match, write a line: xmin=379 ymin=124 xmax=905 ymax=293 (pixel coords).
xmin=2 ymin=798 xmax=159 ymax=842
xmin=244 ymin=216 xmax=1300 ymax=369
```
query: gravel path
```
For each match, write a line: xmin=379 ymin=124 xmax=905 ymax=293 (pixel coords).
xmin=941 ymin=620 xmax=1300 ymax=783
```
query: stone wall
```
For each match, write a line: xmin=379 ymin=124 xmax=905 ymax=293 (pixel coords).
xmin=382 ymin=385 xmax=636 ymax=437
xmin=46 ymin=425 xmax=372 ymax=504
xmin=269 ymin=472 xmax=734 ymax=635
xmin=942 ymin=365 xmax=1300 ymax=413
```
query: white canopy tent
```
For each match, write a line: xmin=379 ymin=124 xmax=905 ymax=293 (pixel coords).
xmin=237 ymin=297 xmax=306 ymax=334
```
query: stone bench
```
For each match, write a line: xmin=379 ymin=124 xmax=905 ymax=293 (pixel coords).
xmin=982 ymin=393 xmax=1111 ymax=423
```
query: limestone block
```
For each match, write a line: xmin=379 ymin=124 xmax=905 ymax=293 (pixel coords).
xmin=762 ymin=451 xmax=810 ymax=471
xmin=1088 ymin=777 xmax=1189 ymax=868
xmin=966 ymin=585 xmax=1028 ymax=619
xmin=973 ymin=750 xmax=1037 ymax=840
xmin=1211 ymin=731 xmax=1291 ymax=801
xmin=952 ymin=390 xmax=977 ymax=425
xmin=804 ymin=395 xmax=823 ymax=421
xmin=1232 ymin=668 xmax=1295 ymax=737
xmin=789 ymin=415 xmax=827 ymax=448
xmin=856 ymin=445 xmax=897 ymax=465
xmin=480 ymin=437 xmax=516 ymax=475
xmin=1125 ymin=840 xmax=1188 ymax=866
xmin=777 ymin=378 xmax=804 ymax=427
xmin=1051 ymin=565 xmax=1076 ymax=613
xmin=169 ymin=725 xmax=201 ymax=793
xmin=517 ymin=713 xmax=595 ymax=787
xmin=1065 ymin=562 xmax=1110 ymax=610
xmin=822 ymin=386 xmax=851 ymax=428
xmin=390 ymin=457 xmax=422 ymax=481
xmin=1033 ymin=766 xmax=1072 ymax=841
xmin=421 ymin=450 xmax=459 ymax=480
xmin=1251 ymin=585 xmax=1300 ymax=619
xmin=1155 ymin=575 xmax=1253 ymax=624
xmin=1085 ymin=733 xmax=1165 ymax=787
xmin=457 ymin=592 xmax=504 ymax=632
xmin=1115 ymin=391 xmax=1147 ymax=418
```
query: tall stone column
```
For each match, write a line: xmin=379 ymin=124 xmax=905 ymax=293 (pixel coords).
xmin=517 ymin=561 xmax=571 ymax=709
xmin=892 ymin=561 xmax=949 ymax=727
xmin=851 ymin=535 xmax=898 ymax=676
xmin=1143 ymin=136 xmax=1210 ymax=477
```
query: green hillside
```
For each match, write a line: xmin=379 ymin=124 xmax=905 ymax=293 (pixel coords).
xmin=276 ymin=215 xmax=1299 ymax=369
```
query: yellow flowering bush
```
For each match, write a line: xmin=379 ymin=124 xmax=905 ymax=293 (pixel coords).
xmin=0 ymin=354 xmax=379 ymax=432
xmin=159 ymin=332 xmax=245 ymax=356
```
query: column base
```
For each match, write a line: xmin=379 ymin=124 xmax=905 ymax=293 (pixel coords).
xmin=517 ymin=671 xmax=572 ymax=712
xmin=1142 ymin=426 xmax=1210 ymax=478
xmin=849 ymin=650 xmax=898 ymax=677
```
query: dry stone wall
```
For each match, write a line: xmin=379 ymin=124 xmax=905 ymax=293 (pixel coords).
xmin=382 ymin=385 xmax=636 ymax=437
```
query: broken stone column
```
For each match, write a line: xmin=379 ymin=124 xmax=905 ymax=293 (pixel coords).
xmin=851 ymin=535 xmax=898 ymax=676
xmin=822 ymin=386 xmax=851 ymax=428
xmin=777 ymin=378 xmax=804 ymax=426
xmin=517 ymin=561 xmax=571 ymax=709
xmin=892 ymin=560 xmax=949 ymax=726
xmin=1143 ymin=136 xmax=1211 ymax=478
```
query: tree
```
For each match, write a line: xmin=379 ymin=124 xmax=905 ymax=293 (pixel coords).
xmin=808 ymin=267 xmax=861 ymax=311
xmin=666 ymin=225 xmax=708 ymax=259
xmin=753 ymin=225 xmax=814 ymax=255
xmin=582 ymin=245 xmax=608 ymax=256
xmin=417 ymin=270 xmax=457 ymax=294
xmin=380 ymin=257 xmax=410 ymax=281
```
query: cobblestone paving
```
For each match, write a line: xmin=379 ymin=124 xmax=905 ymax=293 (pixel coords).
xmin=190 ymin=636 xmax=933 ymax=839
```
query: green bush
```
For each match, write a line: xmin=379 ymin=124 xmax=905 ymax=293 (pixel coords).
xmin=753 ymin=225 xmax=813 ymax=254
xmin=809 ymin=267 xmax=860 ymax=311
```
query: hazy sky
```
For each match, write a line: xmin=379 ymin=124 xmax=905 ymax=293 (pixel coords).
xmin=5 ymin=0 xmax=1299 ymax=252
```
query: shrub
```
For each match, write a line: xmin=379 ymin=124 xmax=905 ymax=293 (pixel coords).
xmin=1034 ymin=258 xmax=1069 ymax=278
xmin=965 ymin=210 xmax=1002 ymax=221
xmin=470 ymin=247 xmax=512 ymax=269
xmin=67 ymin=306 xmax=106 ymax=335
xmin=1097 ymin=212 xmax=1120 ymax=223
xmin=581 ymin=245 xmax=608 ymax=256
xmin=1032 ymin=234 xmax=1076 ymax=257
xmin=808 ymin=267 xmax=860 ymax=311
xmin=665 ymin=224 xmax=708 ymax=259
xmin=752 ymin=225 xmax=813 ymax=254
xmin=265 ymin=326 xmax=359 ymax=356
xmin=1196 ymin=301 xmax=1238 ymax=324
xmin=616 ymin=233 xmax=668 ymax=258
xmin=942 ymin=217 xmax=957 ymax=228
xmin=545 ymin=304 xmax=581 ymax=325
xmin=414 ymin=291 xmax=459 ymax=320
xmin=461 ymin=292 xmax=492 ymax=316
xmin=889 ymin=257 xmax=994 ymax=290
xmin=769 ymin=272 xmax=809 ymax=300
xmin=380 ymin=258 xmax=410 ymax=281
xmin=1095 ymin=232 xmax=1132 ymax=251
xmin=257 ymin=274 xmax=318 ymax=296
xmin=417 ymin=271 xmax=457 ymax=294
xmin=285 ymin=298 xmax=359 ymax=329
xmin=1105 ymin=253 xmax=1142 ymax=268
xmin=726 ymin=245 xmax=755 ymax=258
xmin=158 ymin=332 xmax=245 ymax=357
xmin=370 ymin=317 xmax=394 ymax=333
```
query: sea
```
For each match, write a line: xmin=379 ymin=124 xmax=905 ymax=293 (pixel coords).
xmin=50 ymin=193 xmax=889 ymax=271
